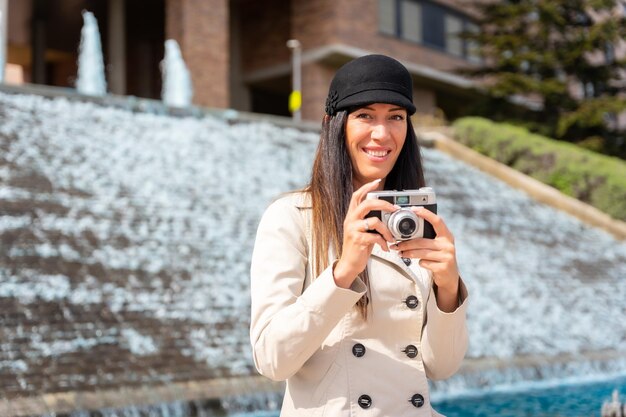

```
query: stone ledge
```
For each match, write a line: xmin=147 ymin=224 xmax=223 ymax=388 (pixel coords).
xmin=0 ymin=376 xmax=284 ymax=417
xmin=460 ymin=349 xmax=626 ymax=373
xmin=0 ymin=84 xmax=321 ymax=133
xmin=418 ymin=130 xmax=626 ymax=241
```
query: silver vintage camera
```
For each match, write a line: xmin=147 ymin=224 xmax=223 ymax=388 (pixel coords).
xmin=365 ymin=187 xmax=437 ymax=241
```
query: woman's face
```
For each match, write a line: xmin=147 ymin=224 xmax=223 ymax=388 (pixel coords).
xmin=345 ymin=103 xmax=407 ymax=190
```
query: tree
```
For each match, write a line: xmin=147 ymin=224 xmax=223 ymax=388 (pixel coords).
xmin=464 ymin=0 xmax=626 ymax=157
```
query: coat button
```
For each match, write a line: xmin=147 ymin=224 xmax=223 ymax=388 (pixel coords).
xmin=410 ymin=393 xmax=425 ymax=408
xmin=403 ymin=344 xmax=418 ymax=358
xmin=352 ymin=343 xmax=366 ymax=357
xmin=358 ymin=394 xmax=372 ymax=409
xmin=402 ymin=257 xmax=412 ymax=266
xmin=405 ymin=295 xmax=419 ymax=309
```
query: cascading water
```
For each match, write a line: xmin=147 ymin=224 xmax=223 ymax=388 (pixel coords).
xmin=0 ymin=90 xmax=624 ymax=416
xmin=160 ymin=39 xmax=193 ymax=107
xmin=76 ymin=11 xmax=107 ymax=96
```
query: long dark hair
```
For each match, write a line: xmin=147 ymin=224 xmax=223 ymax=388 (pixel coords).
xmin=305 ymin=110 xmax=425 ymax=319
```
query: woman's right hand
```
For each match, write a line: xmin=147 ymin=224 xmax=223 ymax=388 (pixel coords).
xmin=333 ymin=179 xmax=398 ymax=289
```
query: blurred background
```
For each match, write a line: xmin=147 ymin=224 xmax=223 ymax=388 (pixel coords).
xmin=0 ymin=1 xmax=625 ymax=416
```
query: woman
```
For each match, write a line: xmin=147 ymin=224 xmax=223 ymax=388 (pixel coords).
xmin=250 ymin=54 xmax=468 ymax=416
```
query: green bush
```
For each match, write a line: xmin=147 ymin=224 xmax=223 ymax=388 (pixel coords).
xmin=452 ymin=117 xmax=626 ymax=222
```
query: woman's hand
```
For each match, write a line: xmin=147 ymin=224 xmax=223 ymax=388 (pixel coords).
xmin=333 ymin=179 xmax=398 ymax=289
xmin=391 ymin=207 xmax=460 ymax=312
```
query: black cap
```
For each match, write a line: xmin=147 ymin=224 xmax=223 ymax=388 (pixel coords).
xmin=325 ymin=54 xmax=416 ymax=116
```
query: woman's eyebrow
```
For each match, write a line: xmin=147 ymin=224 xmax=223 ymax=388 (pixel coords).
xmin=356 ymin=106 xmax=406 ymax=112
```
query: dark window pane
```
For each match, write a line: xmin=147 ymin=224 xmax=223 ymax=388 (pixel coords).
xmin=422 ymin=2 xmax=445 ymax=48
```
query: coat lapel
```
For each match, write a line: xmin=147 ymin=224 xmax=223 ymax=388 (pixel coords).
xmin=370 ymin=245 xmax=432 ymax=296
xmin=370 ymin=245 xmax=414 ymax=279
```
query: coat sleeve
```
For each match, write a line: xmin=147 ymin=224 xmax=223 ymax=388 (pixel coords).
xmin=249 ymin=196 xmax=366 ymax=381
xmin=420 ymin=278 xmax=469 ymax=380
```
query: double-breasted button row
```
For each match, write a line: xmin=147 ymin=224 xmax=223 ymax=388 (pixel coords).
xmin=357 ymin=394 xmax=424 ymax=409
xmin=404 ymin=295 xmax=419 ymax=309
xmin=402 ymin=344 xmax=418 ymax=358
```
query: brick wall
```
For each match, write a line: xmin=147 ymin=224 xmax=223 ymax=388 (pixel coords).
xmin=166 ymin=0 xmax=229 ymax=108
xmin=289 ymin=0 xmax=474 ymax=120
xmin=170 ymin=0 xmax=477 ymax=117
xmin=301 ymin=61 xmax=335 ymax=121
xmin=238 ymin=0 xmax=292 ymax=73
xmin=333 ymin=0 xmax=471 ymax=73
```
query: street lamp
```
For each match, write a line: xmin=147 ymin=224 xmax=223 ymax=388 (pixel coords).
xmin=286 ymin=39 xmax=302 ymax=122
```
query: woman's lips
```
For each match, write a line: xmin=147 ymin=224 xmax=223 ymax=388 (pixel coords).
xmin=362 ymin=147 xmax=391 ymax=161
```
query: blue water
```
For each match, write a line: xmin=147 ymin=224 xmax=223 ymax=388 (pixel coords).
xmin=233 ymin=376 xmax=626 ymax=417
xmin=433 ymin=375 xmax=626 ymax=417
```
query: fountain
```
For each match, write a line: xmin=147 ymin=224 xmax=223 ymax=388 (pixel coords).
xmin=76 ymin=11 xmax=107 ymax=96
xmin=160 ymin=39 xmax=193 ymax=107
xmin=0 ymin=89 xmax=625 ymax=416
xmin=602 ymin=389 xmax=626 ymax=417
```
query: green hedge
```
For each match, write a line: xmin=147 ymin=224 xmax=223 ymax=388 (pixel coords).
xmin=452 ymin=117 xmax=626 ymax=222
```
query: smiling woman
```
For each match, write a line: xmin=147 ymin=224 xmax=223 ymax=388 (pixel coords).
xmin=345 ymin=103 xmax=408 ymax=189
xmin=250 ymin=54 xmax=468 ymax=417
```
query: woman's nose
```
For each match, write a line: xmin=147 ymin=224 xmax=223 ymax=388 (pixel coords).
xmin=371 ymin=122 xmax=389 ymax=140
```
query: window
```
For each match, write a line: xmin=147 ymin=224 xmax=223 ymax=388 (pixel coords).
xmin=379 ymin=0 xmax=478 ymax=62
xmin=445 ymin=14 xmax=463 ymax=56
xmin=379 ymin=0 xmax=397 ymax=36
xmin=422 ymin=2 xmax=445 ymax=49
xmin=465 ymin=22 xmax=481 ymax=63
xmin=400 ymin=0 xmax=422 ymax=42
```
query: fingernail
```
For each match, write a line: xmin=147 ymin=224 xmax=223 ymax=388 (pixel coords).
xmin=394 ymin=205 xmax=402 ymax=210
xmin=373 ymin=178 xmax=382 ymax=183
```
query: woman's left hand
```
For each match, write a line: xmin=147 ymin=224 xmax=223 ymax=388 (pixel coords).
xmin=390 ymin=207 xmax=460 ymax=311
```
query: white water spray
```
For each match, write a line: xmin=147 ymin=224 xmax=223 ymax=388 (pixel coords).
xmin=161 ymin=39 xmax=193 ymax=107
xmin=76 ymin=10 xmax=107 ymax=96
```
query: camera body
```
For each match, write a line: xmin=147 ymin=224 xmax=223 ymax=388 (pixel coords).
xmin=365 ymin=187 xmax=437 ymax=241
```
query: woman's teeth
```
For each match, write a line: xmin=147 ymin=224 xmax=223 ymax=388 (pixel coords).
xmin=365 ymin=149 xmax=389 ymax=157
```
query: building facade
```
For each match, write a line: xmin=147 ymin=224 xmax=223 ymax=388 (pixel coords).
xmin=5 ymin=0 xmax=481 ymax=121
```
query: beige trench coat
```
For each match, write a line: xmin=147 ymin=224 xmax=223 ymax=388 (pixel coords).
xmin=250 ymin=192 xmax=468 ymax=417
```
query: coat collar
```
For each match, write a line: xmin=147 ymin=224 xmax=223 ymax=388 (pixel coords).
xmin=371 ymin=244 xmax=432 ymax=295
xmin=371 ymin=244 xmax=414 ymax=278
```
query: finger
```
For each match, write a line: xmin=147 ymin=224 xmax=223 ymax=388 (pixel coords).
xmin=365 ymin=217 xmax=395 ymax=243
xmin=392 ymin=238 xmax=443 ymax=252
xmin=350 ymin=231 xmax=389 ymax=252
xmin=418 ymin=259 xmax=441 ymax=272
xmin=400 ymin=248 xmax=448 ymax=262
xmin=355 ymin=198 xmax=399 ymax=219
xmin=350 ymin=178 xmax=382 ymax=210
xmin=411 ymin=207 xmax=453 ymax=240
xmin=374 ymin=234 xmax=390 ymax=252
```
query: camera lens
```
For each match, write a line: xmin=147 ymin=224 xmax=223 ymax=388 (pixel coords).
xmin=399 ymin=218 xmax=416 ymax=235
xmin=388 ymin=209 xmax=421 ymax=240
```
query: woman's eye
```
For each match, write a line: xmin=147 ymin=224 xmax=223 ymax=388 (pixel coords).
xmin=355 ymin=112 xmax=372 ymax=119
xmin=390 ymin=114 xmax=405 ymax=121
